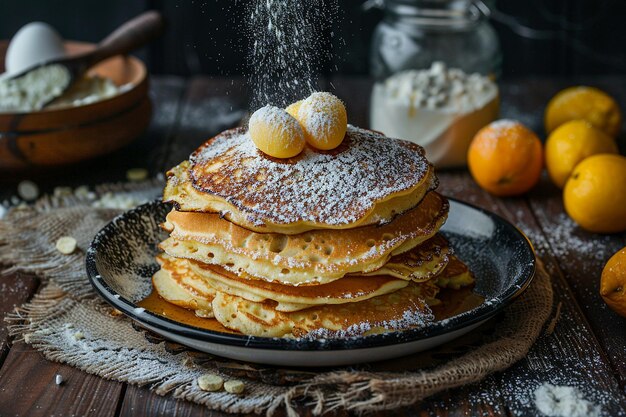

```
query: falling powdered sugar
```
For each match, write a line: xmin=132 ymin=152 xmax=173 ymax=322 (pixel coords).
xmin=245 ymin=0 xmax=338 ymax=109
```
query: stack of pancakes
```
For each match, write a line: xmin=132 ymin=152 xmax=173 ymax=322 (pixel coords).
xmin=156 ymin=125 xmax=474 ymax=338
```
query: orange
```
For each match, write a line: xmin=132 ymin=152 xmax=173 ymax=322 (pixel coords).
xmin=467 ymin=120 xmax=543 ymax=196
xmin=563 ymin=154 xmax=626 ymax=233
xmin=545 ymin=86 xmax=622 ymax=137
xmin=600 ymin=247 xmax=626 ymax=318
xmin=545 ymin=120 xmax=618 ymax=188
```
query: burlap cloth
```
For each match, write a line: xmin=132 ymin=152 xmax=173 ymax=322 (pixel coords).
xmin=1 ymin=181 xmax=554 ymax=415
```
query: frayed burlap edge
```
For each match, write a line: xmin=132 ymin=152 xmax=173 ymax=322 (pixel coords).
xmin=1 ymin=183 xmax=554 ymax=415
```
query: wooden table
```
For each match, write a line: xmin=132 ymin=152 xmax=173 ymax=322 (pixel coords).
xmin=0 ymin=76 xmax=625 ymax=416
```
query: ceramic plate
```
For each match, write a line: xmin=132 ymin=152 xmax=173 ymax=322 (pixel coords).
xmin=86 ymin=199 xmax=535 ymax=367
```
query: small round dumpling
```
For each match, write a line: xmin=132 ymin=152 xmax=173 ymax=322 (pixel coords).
xmin=248 ymin=105 xmax=306 ymax=159
xmin=296 ymin=92 xmax=347 ymax=150
xmin=285 ymin=99 xmax=303 ymax=119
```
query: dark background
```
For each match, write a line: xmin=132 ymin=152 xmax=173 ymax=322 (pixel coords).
xmin=0 ymin=0 xmax=625 ymax=78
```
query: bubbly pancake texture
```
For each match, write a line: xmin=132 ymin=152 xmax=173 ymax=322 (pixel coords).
xmin=211 ymin=282 xmax=439 ymax=338
xmin=188 ymin=260 xmax=409 ymax=312
xmin=153 ymin=254 xmax=215 ymax=316
xmin=161 ymin=192 xmax=449 ymax=285
xmin=163 ymin=125 xmax=437 ymax=234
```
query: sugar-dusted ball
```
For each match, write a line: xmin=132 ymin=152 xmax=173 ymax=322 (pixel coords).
xmin=296 ymin=92 xmax=347 ymax=150
xmin=285 ymin=99 xmax=303 ymax=119
xmin=248 ymin=105 xmax=306 ymax=159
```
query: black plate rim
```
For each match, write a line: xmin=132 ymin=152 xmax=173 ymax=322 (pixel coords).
xmin=86 ymin=198 xmax=536 ymax=352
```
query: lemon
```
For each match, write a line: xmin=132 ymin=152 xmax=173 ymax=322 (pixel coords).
xmin=295 ymin=92 xmax=347 ymax=150
xmin=545 ymin=86 xmax=622 ymax=137
xmin=248 ymin=105 xmax=305 ymax=159
xmin=564 ymin=154 xmax=626 ymax=233
xmin=601 ymin=247 xmax=626 ymax=318
xmin=545 ymin=120 xmax=618 ymax=188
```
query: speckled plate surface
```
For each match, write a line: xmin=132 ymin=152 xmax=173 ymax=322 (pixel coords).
xmin=86 ymin=199 xmax=535 ymax=367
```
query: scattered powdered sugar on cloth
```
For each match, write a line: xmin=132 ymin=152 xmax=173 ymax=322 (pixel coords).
xmin=190 ymin=125 xmax=433 ymax=226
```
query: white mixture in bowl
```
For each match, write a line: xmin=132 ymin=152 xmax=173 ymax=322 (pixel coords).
xmin=49 ymin=75 xmax=128 ymax=109
xmin=0 ymin=64 xmax=70 ymax=112
xmin=0 ymin=64 xmax=128 ymax=113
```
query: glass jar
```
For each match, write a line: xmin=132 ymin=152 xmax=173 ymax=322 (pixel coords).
xmin=369 ymin=0 xmax=501 ymax=79
xmin=368 ymin=1 xmax=501 ymax=168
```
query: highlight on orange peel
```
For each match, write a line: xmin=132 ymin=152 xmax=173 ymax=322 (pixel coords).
xmin=467 ymin=119 xmax=543 ymax=196
xmin=601 ymin=246 xmax=626 ymax=318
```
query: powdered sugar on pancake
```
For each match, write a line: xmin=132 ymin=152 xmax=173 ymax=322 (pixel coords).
xmin=189 ymin=125 xmax=434 ymax=227
xmin=301 ymin=301 xmax=435 ymax=340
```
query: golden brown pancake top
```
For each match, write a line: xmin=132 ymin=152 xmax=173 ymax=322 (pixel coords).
xmin=187 ymin=125 xmax=435 ymax=227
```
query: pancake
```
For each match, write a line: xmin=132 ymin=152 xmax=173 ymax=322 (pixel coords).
xmin=163 ymin=125 xmax=437 ymax=234
xmin=365 ymin=234 xmax=451 ymax=282
xmin=153 ymin=254 xmax=215 ymax=317
xmin=434 ymin=255 xmax=475 ymax=290
xmin=211 ymin=281 xmax=440 ymax=338
xmin=188 ymin=260 xmax=409 ymax=312
xmin=161 ymin=192 xmax=449 ymax=285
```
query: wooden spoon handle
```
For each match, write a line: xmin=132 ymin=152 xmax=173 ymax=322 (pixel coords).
xmin=88 ymin=11 xmax=165 ymax=67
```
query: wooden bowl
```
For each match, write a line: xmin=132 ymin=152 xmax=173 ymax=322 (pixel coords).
xmin=0 ymin=41 xmax=151 ymax=170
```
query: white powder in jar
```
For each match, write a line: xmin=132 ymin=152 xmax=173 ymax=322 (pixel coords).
xmin=370 ymin=62 xmax=499 ymax=168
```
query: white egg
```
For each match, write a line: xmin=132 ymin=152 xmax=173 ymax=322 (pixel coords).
xmin=5 ymin=22 xmax=66 ymax=75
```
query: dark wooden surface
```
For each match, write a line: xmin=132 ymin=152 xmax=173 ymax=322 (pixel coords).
xmin=0 ymin=76 xmax=625 ymax=416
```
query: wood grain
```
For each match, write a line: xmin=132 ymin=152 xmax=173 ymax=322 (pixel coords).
xmin=119 ymin=385 xmax=260 ymax=417
xmin=0 ymin=273 xmax=38 ymax=365
xmin=528 ymin=179 xmax=626 ymax=386
xmin=0 ymin=342 xmax=123 ymax=417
